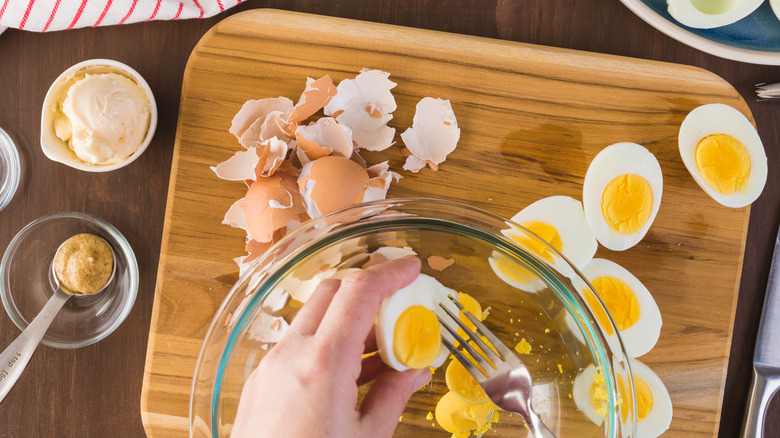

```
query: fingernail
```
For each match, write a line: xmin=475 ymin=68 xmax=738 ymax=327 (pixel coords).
xmin=413 ymin=369 xmax=432 ymax=391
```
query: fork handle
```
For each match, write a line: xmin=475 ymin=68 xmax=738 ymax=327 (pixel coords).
xmin=526 ymin=411 xmax=556 ymax=438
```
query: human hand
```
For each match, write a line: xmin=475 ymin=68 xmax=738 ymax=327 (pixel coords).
xmin=231 ymin=256 xmax=432 ymax=438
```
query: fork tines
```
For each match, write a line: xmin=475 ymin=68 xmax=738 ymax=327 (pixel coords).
xmin=437 ymin=295 xmax=508 ymax=380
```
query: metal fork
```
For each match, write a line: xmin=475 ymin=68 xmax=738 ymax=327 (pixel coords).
xmin=438 ymin=295 xmax=556 ymax=438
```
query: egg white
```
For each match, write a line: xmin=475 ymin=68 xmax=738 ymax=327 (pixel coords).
xmin=678 ymin=103 xmax=767 ymax=208
xmin=667 ymin=0 xmax=763 ymax=29
xmin=583 ymin=142 xmax=663 ymax=251
xmin=580 ymin=258 xmax=662 ymax=359
xmin=375 ymin=274 xmax=459 ymax=371
xmin=509 ymin=195 xmax=597 ymax=269
xmin=627 ymin=359 xmax=673 ymax=438
xmin=488 ymin=250 xmax=547 ymax=293
xmin=572 ymin=364 xmax=608 ymax=426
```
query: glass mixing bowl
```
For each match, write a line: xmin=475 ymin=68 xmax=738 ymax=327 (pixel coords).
xmin=190 ymin=198 xmax=637 ymax=437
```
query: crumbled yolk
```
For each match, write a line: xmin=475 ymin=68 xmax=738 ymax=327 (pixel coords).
xmin=590 ymin=368 xmax=609 ymax=418
xmin=515 ymin=338 xmax=532 ymax=355
xmin=618 ymin=374 xmax=654 ymax=423
xmin=601 ymin=174 xmax=653 ymax=234
xmin=446 ymin=357 xmax=490 ymax=404
xmin=426 ymin=411 xmax=434 ymax=421
xmin=583 ymin=276 xmax=640 ymax=336
xmin=515 ymin=221 xmax=563 ymax=263
xmin=695 ymin=134 xmax=750 ymax=195
xmin=393 ymin=305 xmax=441 ymax=369
xmin=435 ymin=391 xmax=498 ymax=436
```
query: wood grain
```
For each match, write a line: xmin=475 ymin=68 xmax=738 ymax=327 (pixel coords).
xmin=141 ymin=9 xmax=753 ymax=437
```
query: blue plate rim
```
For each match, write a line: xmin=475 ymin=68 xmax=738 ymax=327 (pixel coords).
xmin=620 ymin=0 xmax=780 ymax=65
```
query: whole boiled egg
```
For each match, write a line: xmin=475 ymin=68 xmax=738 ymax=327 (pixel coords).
xmin=581 ymin=258 xmax=662 ymax=358
xmin=678 ymin=103 xmax=767 ymax=208
xmin=667 ymin=0 xmax=763 ymax=29
xmin=583 ymin=143 xmax=663 ymax=251
xmin=375 ymin=274 xmax=459 ymax=371
xmin=618 ymin=359 xmax=673 ymax=438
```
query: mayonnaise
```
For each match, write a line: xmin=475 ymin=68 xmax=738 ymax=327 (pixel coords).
xmin=54 ymin=73 xmax=150 ymax=165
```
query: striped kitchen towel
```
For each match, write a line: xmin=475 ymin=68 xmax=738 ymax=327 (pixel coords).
xmin=0 ymin=0 xmax=242 ymax=33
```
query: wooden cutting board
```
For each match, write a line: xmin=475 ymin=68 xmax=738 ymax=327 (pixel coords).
xmin=141 ymin=9 xmax=751 ymax=437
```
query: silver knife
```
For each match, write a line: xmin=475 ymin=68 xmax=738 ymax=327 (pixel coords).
xmin=743 ymin=222 xmax=780 ymax=437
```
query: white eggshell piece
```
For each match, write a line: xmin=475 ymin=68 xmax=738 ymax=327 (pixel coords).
xmin=401 ymin=97 xmax=460 ymax=172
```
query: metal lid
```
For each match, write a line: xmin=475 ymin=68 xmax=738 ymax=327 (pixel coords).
xmin=0 ymin=128 xmax=20 ymax=211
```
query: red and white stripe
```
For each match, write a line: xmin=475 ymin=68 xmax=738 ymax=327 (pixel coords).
xmin=0 ymin=0 xmax=240 ymax=32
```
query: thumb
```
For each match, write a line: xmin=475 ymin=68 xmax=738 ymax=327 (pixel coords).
xmin=359 ymin=368 xmax=432 ymax=437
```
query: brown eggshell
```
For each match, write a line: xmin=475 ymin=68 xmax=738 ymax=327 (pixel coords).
xmin=298 ymin=156 xmax=370 ymax=217
xmin=244 ymin=172 xmax=308 ymax=242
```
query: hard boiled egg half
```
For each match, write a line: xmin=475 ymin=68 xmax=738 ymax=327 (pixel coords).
xmin=581 ymin=258 xmax=662 ymax=358
xmin=490 ymin=196 xmax=597 ymax=293
xmin=573 ymin=360 xmax=672 ymax=437
xmin=667 ymin=0 xmax=763 ymax=29
xmin=678 ymin=103 xmax=767 ymax=208
xmin=583 ymin=143 xmax=663 ymax=251
xmin=375 ymin=274 xmax=458 ymax=371
xmin=618 ymin=359 xmax=673 ymax=438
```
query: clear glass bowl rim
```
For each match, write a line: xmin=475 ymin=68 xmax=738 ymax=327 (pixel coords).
xmin=190 ymin=197 xmax=637 ymax=437
xmin=0 ymin=127 xmax=21 ymax=211
xmin=0 ymin=211 xmax=139 ymax=349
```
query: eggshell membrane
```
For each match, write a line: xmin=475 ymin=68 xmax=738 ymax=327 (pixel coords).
xmin=364 ymin=161 xmax=401 ymax=203
xmin=581 ymin=258 xmax=662 ymax=358
xmin=401 ymin=97 xmax=460 ymax=172
xmin=509 ymin=196 xmax=597 ymax=269
xmin=245 ymin=171 xmax=308 ymax=242
xmin=667 ymin=0 xmax=763 ymax=29
xmin=297 ymin=156 xmax=370 ymax=218
xmin=240 ymin=110 xmax=295 ymax=149
xmin=375 ymin=274 xmax=459 ymax=371
xmin=229 ymin=97 xmax=294 ymax=140
xmin=222 ymin=197 xmax=249 ymax=234
xmin=626 ymin=359 xmax=673 ymax=438
xmin=295 ymin=117 xmax=354 ymax=163
xmin=678 ymin=103 xmax=767 ymax=208
xmin=324 ymin=69 xmax=397 ymax=151
xmin=288 ymin=76 xmax=337 ymax=123
xmin=583 ymin=142 xmax=663 ymax=251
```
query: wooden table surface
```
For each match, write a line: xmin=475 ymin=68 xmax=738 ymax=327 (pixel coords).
xmin=0 ymin=1 xmax=777 ymax=437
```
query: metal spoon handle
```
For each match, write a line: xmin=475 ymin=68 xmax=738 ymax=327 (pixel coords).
xmin=0 ymin=289 xmax=70 ymax=404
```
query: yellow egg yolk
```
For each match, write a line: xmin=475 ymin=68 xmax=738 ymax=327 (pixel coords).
xmin=584 ymin=276 xmax=640 ymax=336
xmin=457 ymin=292 xmax=485 ymax=337
xmin=695 ymin=134 xmax=751 ymax=195
xmin=435 ymin=391 xmax=497 ymax=436
xmin=446 ymin=357 xmax=490 ymax=404
xmin=515 ymin=222 xmax=563 ymax=263
xmin=618 ymin=374 xmax=654 ymax=423
xmin=601 ymin=174 xmax=653 ymax=234
xmin=590 ymin=367 xmax=609 ymax=418
xmin=393 ymin=305 xmax=441 ymax=369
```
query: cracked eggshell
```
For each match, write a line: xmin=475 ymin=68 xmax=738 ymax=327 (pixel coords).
xmin=211 ymin=137 xmax=289 ymax=181
xmin=324 ymin=69 xmax=397 ymax=151
xmin=364 ymin=161 xmax=401 ymax=203
xmin=401 ymin=97 xmax=460 ymax=172
xmin=244 ymin=171 xmax=309 ymax=242
xmin=297 ymin=156 xmax=370 ymax=219
xmin=229 ymin=97 xmax=294 ymax=142
xmin=295 ymin=117 xmax=354 ymax=164
xmin=288 ymin=76 xmax=337 ymax=123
